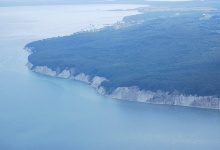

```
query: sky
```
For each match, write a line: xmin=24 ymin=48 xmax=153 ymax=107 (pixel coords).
xmin=0 ymin=0 xmax=200 ymax=6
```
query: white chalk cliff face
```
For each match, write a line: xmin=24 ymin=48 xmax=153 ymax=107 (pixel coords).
xmin=109 ymin=87 xmax=220 ymax=109
xmin=28 ymin=63 xmax=107 ymax=91
xmin=28 ymin=63 xmax=220 ymax=110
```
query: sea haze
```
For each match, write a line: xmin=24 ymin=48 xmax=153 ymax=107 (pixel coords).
xmin=0 ymin=4 xmax=220 ymax=150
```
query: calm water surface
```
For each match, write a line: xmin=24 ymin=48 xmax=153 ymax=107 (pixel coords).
xmin=0 ymin=5 xmax=220 ymax=150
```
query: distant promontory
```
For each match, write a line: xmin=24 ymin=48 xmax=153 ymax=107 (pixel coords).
xmin=25 ymin=6 xmax=220 ymax=109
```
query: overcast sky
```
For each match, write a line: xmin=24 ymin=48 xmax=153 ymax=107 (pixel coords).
xmin=0 ymin=0 xmax=199 ymax=6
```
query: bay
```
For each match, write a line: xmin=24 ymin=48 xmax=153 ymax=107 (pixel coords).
xmin=0 ymin=5 xmax=220 ymax=150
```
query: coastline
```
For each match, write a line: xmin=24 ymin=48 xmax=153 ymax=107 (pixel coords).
xmin=27 ymin=62 xmax=220 ymax=110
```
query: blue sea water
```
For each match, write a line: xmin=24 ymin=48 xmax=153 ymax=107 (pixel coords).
xmin=0 ymin=5 xmax=220 ymax=150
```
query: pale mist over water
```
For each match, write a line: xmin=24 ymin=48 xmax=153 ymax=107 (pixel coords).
xmin=0 ymin=4 xmax=220 ymax=150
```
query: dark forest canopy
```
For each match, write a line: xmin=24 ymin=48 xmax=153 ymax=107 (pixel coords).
xmin=26 ymin=5 xmax=220 ymax=97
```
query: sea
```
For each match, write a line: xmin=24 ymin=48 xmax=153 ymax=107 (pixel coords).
xmin=0 ymin=4 xmax=220 ymax=150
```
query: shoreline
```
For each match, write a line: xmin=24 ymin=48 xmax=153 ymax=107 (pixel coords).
xmin=27 ymin=62 xmax=220 ymax=110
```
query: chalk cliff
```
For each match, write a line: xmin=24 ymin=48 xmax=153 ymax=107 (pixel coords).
xmin=28 ymin=63 xmax=220 ymax=110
